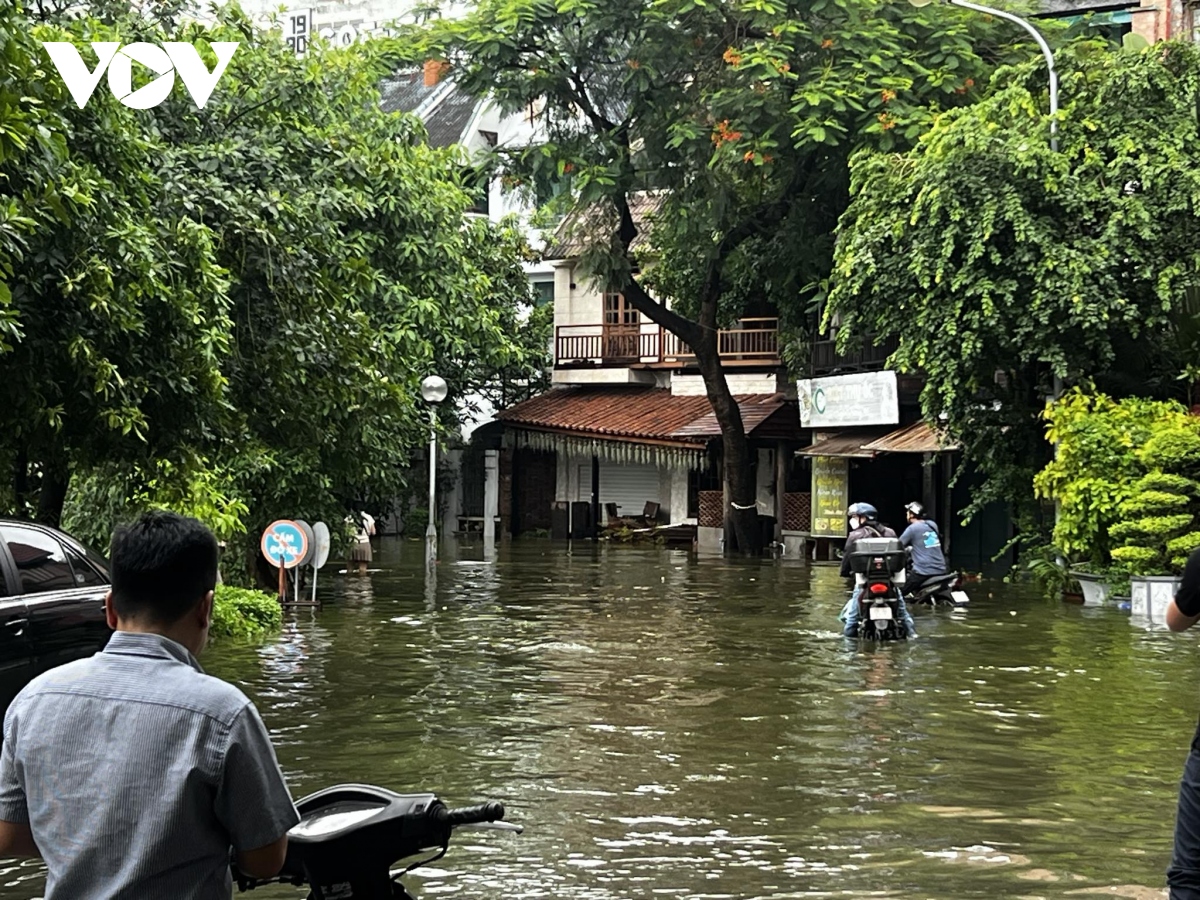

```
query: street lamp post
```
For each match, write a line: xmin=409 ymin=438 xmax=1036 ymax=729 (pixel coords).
xmin=909 ymin=0 xmax=1064 ymax=556
xmin=420 ymin=375 xmax=448 ymax=563
xmin=907 ymin=0 xmax=1057 ymax=151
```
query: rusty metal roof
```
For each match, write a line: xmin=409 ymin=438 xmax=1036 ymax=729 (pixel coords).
xmin=544 ymin=192 xmax=666 ymax=260
xmin=499 ymin=387 xmax=779 ymax=445
xmin=672 ymin=395 xmax=793 ymax=439
xmin=861 ymin=420 xmax=960 ymax=453
xmin=797 ymin=421 xmax=959 ymax=458
xmin=796 ymin=429 xmax=889 ymax=458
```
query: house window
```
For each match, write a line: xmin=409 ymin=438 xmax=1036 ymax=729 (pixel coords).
xmin=464 ymin=167 xmax=490 ymax=216
xmin=603 ymin=292 xmax=638 ymax=327
xmin=531 ymin=280 xmax=554 ymax=307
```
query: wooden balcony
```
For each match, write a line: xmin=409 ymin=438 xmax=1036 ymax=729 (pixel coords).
xmin=810 ymin=334 xmax=899 ymax=375
xmin=555 ymin=318 xmax=780 ymax=368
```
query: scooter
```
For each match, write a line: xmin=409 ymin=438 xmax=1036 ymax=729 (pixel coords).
xmin=906 ymin=571 xmax=970 ymax=607
xmin=847 ymin=537 xmax=910 ymax=641
xmin=233 ymin=784 xmax=522 ymax=899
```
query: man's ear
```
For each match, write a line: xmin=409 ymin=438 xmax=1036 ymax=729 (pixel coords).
xmin=104 ymin=591 xmax=118 ymax=631
xmin=198 ymin=590 xmax=214 ymax=629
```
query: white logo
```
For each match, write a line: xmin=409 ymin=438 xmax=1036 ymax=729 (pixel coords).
xmin=41 ymin=41 xmax=239 ymax=110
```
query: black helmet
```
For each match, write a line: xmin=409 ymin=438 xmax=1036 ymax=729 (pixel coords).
xmin=905 ymin=501 xmax=926 ymax=518
xmin=846 ymin=502 xmax=878 ymax=522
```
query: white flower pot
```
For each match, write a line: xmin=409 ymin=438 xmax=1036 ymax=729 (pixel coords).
xmin=1070 ymin=571 xmax=1112 ymax=608
xmin=1130 ymin=575 xmax=1181 ymax=625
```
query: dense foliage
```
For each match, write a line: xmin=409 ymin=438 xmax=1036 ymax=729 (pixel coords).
xmin=429 ymin=0 xmax=1038 ymax=550
xmin=210 ymin=584 xmax=283 ymax=642
xmin=1034 ymin=390 xmax=1200 ymax=576
xmin=1 ymin=2 xmax=545 ymax=575
xmin=829 ymin=40 xmax=1200 ymax=519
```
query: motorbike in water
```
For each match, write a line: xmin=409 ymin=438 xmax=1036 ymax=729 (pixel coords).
xmin=847 ymin=537 xmax=910 ymax=641
xmin=906 ymin=571 xmax=971 ymax=608
xmin=233 ymin=784 xmax=521 ymax=899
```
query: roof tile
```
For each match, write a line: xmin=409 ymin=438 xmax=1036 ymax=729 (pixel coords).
xmin=499 ymin=387 xmax=782 ymax=445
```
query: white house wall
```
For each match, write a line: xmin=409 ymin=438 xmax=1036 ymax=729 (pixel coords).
xmin=757 ymin=447 xmax=776 ymax=519
xmin=554 ymin=450 xmax=693 ymax=522
xmin=671 ymin=372 xmax=784 ymax=396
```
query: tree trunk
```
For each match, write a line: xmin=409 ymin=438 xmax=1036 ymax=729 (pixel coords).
xmin=36 ymin=463 xmax=70 ymax=528
xmin=694 ymin=335 xmax=762 ymax=555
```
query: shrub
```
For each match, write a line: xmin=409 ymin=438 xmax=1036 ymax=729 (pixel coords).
xmin=210 ymin=585 xmax=282 ymax=642
xmin=1109 ymin=473 xmax=1199 ymax=575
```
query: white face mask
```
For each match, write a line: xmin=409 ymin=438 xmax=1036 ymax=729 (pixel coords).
xmin=849 ymin=516 xmax=862 ymax=530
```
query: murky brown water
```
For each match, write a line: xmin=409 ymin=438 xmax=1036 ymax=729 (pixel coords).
xmin=1 ymin=536 xmax=1197 ymax=898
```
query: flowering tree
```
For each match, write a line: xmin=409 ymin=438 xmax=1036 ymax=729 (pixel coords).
xmin=432 ymin=0 xmax=1034 ymax=552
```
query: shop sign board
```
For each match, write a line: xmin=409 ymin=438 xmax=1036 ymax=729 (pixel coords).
xmin=798 ymin=370 xmax=899 ymax=429
xmin=811 ymin=456 xmax=849 ymax=538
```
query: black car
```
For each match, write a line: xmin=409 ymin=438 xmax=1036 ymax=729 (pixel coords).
xmin=0 ymin=519 xmax=111 ymax=717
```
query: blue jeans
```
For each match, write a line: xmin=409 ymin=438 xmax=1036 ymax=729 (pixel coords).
xmin=1169 ymin=735 xmax=1200 ymax=898
xmin=840 ymin=585 xmax=917 ymax=638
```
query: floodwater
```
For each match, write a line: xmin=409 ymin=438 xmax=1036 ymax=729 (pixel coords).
xmin=1 ymin=537 xmax=1198 ymax=899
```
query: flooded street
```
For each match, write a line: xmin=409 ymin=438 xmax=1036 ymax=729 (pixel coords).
xmin=3 ymin=537 xmax=1199 ymax=898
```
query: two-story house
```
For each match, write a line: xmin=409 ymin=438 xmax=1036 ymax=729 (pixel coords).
xmin=494 ymin=195 xmax=816 ymax=553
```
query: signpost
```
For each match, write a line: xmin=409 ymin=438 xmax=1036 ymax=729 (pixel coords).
xmin=811 ymin=456 xmax=850 ymax=539
xmin=260 ymin=520 xmax=309 ymax=603
xmin=310 ymin=521 xmax=330 ymax=606
xmin=293 ymin=520 xmax=315 ymax=605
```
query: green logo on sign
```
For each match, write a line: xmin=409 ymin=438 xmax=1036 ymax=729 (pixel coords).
xmin=813 ymin=387 xmax=826 ymax=415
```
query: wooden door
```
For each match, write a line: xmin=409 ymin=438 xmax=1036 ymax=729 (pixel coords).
xmin=602 ymin=292 xmax=639 ymax=361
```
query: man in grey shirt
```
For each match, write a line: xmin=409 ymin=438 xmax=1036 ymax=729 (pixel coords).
xmin=898 ymin=501 xmax=948 ymax=594
xmin=0 ymin=511 xmax=300 ymax=898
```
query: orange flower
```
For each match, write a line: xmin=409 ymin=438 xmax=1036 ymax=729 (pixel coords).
xmin=723 ymin=46 xmax=742 ymax=65
xmin=779 ymin=62 xmax=791 ymax=72
xmin=965 ymin=77 xmax=975 ymax=88
xmin=744 ymin=150 xmax=756 ymax=162
xmin=563 ymin=162 xmax=574 ymax=173
xmin=762 ymin=154 xmax=774 ymax=163
xmin=877 ymin=112 xmax=896 ymax=130
xmin=821 ymin=38 xmax=834 ymax=49
xmin=881 ymin=88 xmax=896 ymax=102
xmin=628 ymin=58 xmax=641 ymax=69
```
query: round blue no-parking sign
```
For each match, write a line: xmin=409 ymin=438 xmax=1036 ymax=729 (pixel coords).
xmin=260 ymin=520 xmax=309 ymax=569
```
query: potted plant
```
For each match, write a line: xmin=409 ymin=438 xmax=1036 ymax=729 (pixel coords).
xmin=1110 ymin=471 xmax=1200 ymax=621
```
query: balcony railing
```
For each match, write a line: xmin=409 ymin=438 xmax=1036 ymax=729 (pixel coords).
xmin=555 ymin=318 xmax=780 ymax=368
xmin=810 ymin=334 xmax=899 ymax=375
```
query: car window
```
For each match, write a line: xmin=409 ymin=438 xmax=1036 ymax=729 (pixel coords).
xmin=0 ymin=526 xmax=77 ymax=594
xmin=62 ymin=544 xmax=106 ymax=587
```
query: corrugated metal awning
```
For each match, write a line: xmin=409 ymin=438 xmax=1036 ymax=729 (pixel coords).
xmin=796 ymin=429 xmax=888 ymax=458
xmin=860 ymin=421 xmax=960 ymax=454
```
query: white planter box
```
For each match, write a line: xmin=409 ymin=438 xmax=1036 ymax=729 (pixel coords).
xmin=1130 ymin=575 xmax=1181 ymax=625
xmin=1070 ymin=571 xmax=1112 ymax=607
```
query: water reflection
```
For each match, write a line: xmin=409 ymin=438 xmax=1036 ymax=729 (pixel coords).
xmin=0 ymin=537 xmax=1196 ymax=899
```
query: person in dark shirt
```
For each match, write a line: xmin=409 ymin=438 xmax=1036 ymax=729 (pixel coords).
xmin=1168 ymin=546 xmax=1200 ymax=897
xmin=837 ymin=502 xmax=916 ymax=638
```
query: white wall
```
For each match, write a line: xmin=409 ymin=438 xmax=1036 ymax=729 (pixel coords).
xmin=671 ymin=372 xmax=783 ymax=396
xmin=757 ymin=447 xmax=776 ymax=519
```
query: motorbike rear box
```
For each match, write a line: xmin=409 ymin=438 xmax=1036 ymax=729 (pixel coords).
xmin=847 ymin=537 xmax=906 ymax=576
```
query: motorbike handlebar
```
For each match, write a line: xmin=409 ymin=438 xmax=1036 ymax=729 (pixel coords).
xmin=433 ymin=801 xmax=506 ymax=827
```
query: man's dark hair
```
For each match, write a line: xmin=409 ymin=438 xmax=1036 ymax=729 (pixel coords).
xmin=110 ymin=510 xmax=219 ymax=623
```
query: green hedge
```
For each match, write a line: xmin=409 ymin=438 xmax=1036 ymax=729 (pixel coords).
xmin=210 ymin=585 xmax=282 ymax=642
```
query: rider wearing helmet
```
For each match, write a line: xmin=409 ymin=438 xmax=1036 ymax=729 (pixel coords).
xmin=898 ymin=501 xmax=948 ymax=594
xmin=837 ymin=502 xmax=917 ymax=637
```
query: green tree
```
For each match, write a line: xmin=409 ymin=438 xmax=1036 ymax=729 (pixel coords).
xmin=5 ymin=3 xmax=543 ymax=573
xmin=1 ymin=2 xmax=232 ymax=524
xmin=828 ymin=39 xmax=1200 ymax=524
xmin=430 ymin=0 xmax=1039 ymax=552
